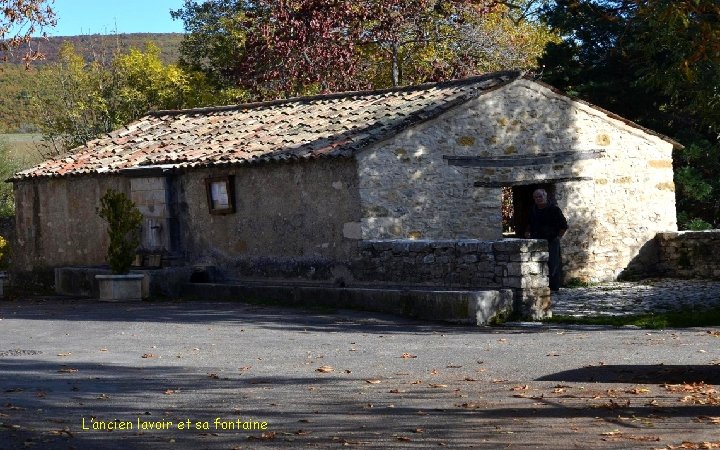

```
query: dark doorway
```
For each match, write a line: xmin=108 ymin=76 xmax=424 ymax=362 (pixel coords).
xmin=503 ymin=183 xmax=556 ymax=238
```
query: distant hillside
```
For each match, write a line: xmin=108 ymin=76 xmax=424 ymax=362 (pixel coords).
xmin=0 ymin=33 xmax=185 ymax=134
xmin=12 ymin=33 xmax=184 ymax=65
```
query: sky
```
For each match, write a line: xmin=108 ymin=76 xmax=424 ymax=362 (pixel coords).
xmin=40 ymin=0 xmax=186 ymax=37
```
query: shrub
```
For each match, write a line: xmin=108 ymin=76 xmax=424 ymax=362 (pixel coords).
xmin=97 ymin=189 xmax=142 ymax=274
xmin=0 ymin=236 xmax=10 ymax=270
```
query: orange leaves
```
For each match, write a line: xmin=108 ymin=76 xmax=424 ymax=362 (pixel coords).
xmin=664 ymin=382 xmax=720 ymax=406
xmin=600 ymin=430 xmax=659 ymax=442
xmin=694 ymin=416 xmax=720 ymax=425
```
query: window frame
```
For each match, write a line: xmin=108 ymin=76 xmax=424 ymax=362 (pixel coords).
xmin=205 ymin=175 xmax=236 ymax=214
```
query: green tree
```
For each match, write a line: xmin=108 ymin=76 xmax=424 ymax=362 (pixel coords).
xmin=540 ymin=0 xmax=720 ymax=229
xmin=32 ymin=43 xmax=114 ymax=155
xmin=32 ymin=42 xmax=228 ymax=155
xmin=0 ymin=138 xmax=25 ymax=217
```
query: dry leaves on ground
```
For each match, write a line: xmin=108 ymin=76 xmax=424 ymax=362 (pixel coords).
xmin=600 ymin=430 xmax=659 ymax=442
xmin=315 ymin=365 xmax=334 ymax=373
xmin=400 ymin=353 xmax=417 ymax=359
xmin=664 ymin=383 xmax=720 ymax=405
xmin=694 ymin=416 xmax=720 ymax=424
xmin=248 ymin=431 xmax=276 ymax=441
xmin=655 ymin=442 xmax=720 ymax=449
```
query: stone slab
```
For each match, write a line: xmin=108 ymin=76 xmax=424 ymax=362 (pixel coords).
xmin=180 ymin=282 xmax=527 ymax=325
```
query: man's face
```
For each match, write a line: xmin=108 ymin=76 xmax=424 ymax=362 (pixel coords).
xmin=533 ymin=191 xmax=547 ymax=207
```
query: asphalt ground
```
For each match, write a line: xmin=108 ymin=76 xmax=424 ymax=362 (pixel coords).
xmin=2 ymin=296 xmax=720 ymax=449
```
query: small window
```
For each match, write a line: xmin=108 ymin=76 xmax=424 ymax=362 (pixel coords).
xmin=205 ymin=175 xmax=235 ymax=214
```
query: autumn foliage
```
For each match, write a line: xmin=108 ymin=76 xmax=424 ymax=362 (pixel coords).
xmin=0 ymin=0 xmax=56 ymax=64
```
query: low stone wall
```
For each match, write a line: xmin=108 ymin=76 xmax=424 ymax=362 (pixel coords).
xmin=353 ymin=239 xmax=551 ymax=319
xmin=656 ymin=230 xmax=720 ymax=279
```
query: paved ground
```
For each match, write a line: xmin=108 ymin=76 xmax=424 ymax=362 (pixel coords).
xmin=1 ymin=281 xmax=720 ymax=449
xmin=553 ymin=279 xmax=720 ymax=317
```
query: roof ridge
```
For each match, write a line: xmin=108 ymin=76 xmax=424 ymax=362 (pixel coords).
xmin=148 ymin=70 xmax=523 ymax=116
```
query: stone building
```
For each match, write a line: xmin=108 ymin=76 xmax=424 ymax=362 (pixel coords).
xmin=11 ymin=71 xmax=678 ymax=290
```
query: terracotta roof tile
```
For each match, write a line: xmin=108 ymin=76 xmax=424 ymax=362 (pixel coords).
xmin=13 ymin=71 xmax=522 ymax=180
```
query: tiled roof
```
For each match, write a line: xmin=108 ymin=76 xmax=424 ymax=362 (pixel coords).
xmin=13 ymin=71 xmax=521 ymax=180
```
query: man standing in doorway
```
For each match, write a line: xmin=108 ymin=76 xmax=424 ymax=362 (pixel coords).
xmin=524 ymin=189 xmax=568 ymax=292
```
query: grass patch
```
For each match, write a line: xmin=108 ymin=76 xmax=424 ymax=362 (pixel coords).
xmin=545 ymin=307 xmax=720 ymax=329
xmin=564 ymin=278 xmax=599 ymax=289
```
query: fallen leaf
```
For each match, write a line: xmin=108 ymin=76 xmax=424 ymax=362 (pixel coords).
xmin=446 ymin=365 xmax=462 ymax=368
xmin=414 ymin=428 xmax=424 ymax=433
xmin=389 ymin=389 xmax=405 ymax=393
xmin=430 ymin=369 xmax=439 ymax=375
xmin=511 ymin=385 xmax=529 ymax=391
xmin=458 ymin=402 xmax=483 ymax=409
xmin=410 ymin=380 xmax=422 ymax=385
xmin=316 ymin=365 xmax=334 ymax=373
xmin=57 ymin=352 xmax=72 ymax=357
xmin=365 ymin=379 xmax=381 ymax=384
xmin=707 ymin=331 xmax=720 ymax=337
xmin=57 ymin=368 xmax=78 ymax=373
xmin=626 ymin=387 xmax=651 ymax=395
xmin=208 ymin=373 xmax=220 ymax=379
xmin=397 ymin=437 xmax=412 ymax=442
xmin=464 ymin=377 xmax=477 ymax=382
xmin=429 ymin=384 xmax=448 ymax=388
xmin=248 ymin=431 xmax=276 ymax=441
xmin=401 ymin=353 xmax=417 ymax=359
xmin=141 ymin=354 xmax=157 ymax=359
xmin=99 ymin=348 xmax=108 ymax=352
xmin=163 ymin=389 xmax=177 ymax=395
xmin=694 ymin=416 xmax=720 ymax=424
xmin=492 ymin=379 xmax=508 ymax=383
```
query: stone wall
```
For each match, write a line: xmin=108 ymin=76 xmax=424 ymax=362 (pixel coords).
xmin=352 ymin=238 xmax=551 ymax=319
xmin=655 ymin=230 xmax=720 ymax=279
xmin=175 ymin=158 xmax=362 ymax=278
xmin=12 ymin=175 xmax=128 ymax=272
xmin=356 ymin=79 xmax=677 ymax=282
